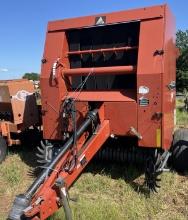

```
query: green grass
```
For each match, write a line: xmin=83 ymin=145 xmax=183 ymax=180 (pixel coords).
xmin=48 ymin=165 xmax=188 ymax=220
xmin=176 ymin=98 xmax=188 ymax=126
xmin=176 ymin=108 xmax=188 ymax=126
xmin=0 ymin=153 xmax=35 ymax=220
xmin=1 ymin=153 xmax=188 ymax=220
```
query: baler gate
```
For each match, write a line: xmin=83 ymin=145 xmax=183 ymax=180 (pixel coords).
xmin=8 ymin=109 xmax=110 ymax=220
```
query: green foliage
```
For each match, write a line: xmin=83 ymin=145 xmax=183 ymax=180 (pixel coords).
xmin=176 ymin=107 xmax=188 ymax=126
xmin=22 ymin=72 xmax=39 ymax=81
xmin=176 ymin=30 xmax=188 ymax=92
xmin=176 ymin=30 xmax=188 ymax=51
xmin=176 ymin=98 xmax=188 ymax=126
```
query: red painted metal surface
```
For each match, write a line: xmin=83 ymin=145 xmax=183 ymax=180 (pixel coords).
xmin=104 ymin=102 xmax=137 ymax=136
xmin=66 ymin=90 xmax=136 ymax=102
xmin=137 ymin=74 xmax=162 ymax=147
xmin=162 ymin=5 xmax=176 ymax=149
xmin=40 ymin=4 xmax=176 ymax=147
xmin=48 ymin=5 xmax=164 ymax=31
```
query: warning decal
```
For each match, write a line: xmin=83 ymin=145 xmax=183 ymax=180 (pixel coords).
xmin=95 ymin=16 xmax=106 ymax=25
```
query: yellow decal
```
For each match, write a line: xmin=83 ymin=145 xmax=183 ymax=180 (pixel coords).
xmin=156 ymin=129 xmax=161 ymax=148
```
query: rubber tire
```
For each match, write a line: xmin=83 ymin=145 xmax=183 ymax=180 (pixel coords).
xmin=0 ymin=135 xmax=7 ymax=163
xmin=172 ymin=128 xmax=188 ymax=173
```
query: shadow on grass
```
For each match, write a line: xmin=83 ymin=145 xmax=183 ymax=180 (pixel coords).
xmin=7 ymin=145 xmax=41 ymax=177
xmin=83 ymin=160 xmax=151 ymax=197
xmin=7 ymin=145 xmax=151 ymax=197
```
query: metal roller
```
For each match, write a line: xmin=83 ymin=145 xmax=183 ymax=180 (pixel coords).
xmin=95 ymin=142 xmax=153 ymax=165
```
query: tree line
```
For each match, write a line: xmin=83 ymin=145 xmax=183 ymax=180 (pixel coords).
xmin=176 ymin=30 xmax=188 ymax=92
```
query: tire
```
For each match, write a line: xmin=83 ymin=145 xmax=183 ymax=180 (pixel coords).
xmin=172 ymin=128 xmax=188 ymax=173
xmin=0 ymin=135 xmax=7 ymax=163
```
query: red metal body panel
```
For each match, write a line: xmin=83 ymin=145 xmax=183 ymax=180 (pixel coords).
xmin=104 ymin=102 xmax=137 ymax=135
xmin=40 ymin=4 xmax=176 ymax=149
xmin=162 ymin=6 xmax=176 ymax=149
xmin=137 ymin=5 xmax=176 ymax=149
xmin=66 ymin=90 xmax=135 ymax=102
xmin=48 ymin=5 xmax=164 ymax=31
xmin=40 ymin=32 xmax=67 ymax=139
xmin=137 ymin=17 xmax=164 ymax=147
xmin=137 ymin=74 xmax=162 ymax=147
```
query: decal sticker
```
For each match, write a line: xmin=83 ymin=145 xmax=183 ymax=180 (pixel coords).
xmin=95 ymin=16 xmax=106 ymax=25
xmin=139 ymin=97 xmax=149 ymax=106
xmin=156 ymin=129 xmax=161 ymax=147
xmin=138 ymin=86 xmax=149 ymax=95
xmin=12 ymin=90 xmax=33 ymax=101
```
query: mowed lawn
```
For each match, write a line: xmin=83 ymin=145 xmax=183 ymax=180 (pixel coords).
xmin=0 ymin=99 xmax=188 ymax=220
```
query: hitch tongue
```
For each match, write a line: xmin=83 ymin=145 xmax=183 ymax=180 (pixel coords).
xmin=8 ymin=109 xmax=98 ymax=220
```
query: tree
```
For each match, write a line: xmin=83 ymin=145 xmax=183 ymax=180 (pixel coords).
xmin=22 ymin=72 xmax=40 ymax=81
xmin=176 ymin=30 xmax=188 ymax=92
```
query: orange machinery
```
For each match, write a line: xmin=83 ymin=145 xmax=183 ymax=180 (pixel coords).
xmin=0 ymin=79 xmax=39 ymax=162
xmin=9 ymin=4 xmax=187 ymax=220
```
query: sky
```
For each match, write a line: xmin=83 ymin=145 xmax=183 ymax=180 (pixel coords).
xmin=0 ymin=0 xmax=187 ymax=80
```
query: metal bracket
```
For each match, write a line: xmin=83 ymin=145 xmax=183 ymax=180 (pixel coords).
xmin=156 ymin=151 xmax=171 ymax=173
xmin=130 ymin=127 xmax=142 ymax=140
xmin=167 ymin=81 xmax=176 ymax=90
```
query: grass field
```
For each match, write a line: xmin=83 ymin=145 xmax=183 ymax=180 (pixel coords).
xmin=176 ymin=98 xmax=188 ymax=127
xmin=0 ymin=99 xmax=188 ymax=220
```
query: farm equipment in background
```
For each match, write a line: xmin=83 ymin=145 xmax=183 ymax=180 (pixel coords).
xmin=0 ymin=79 xmax=40 ymax=162
xmin=9 ymin=4 xmax=188 ymax=220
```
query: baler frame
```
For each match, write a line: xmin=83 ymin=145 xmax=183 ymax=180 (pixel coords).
xmin=9 ymin=4 xmax=181 ymax=220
